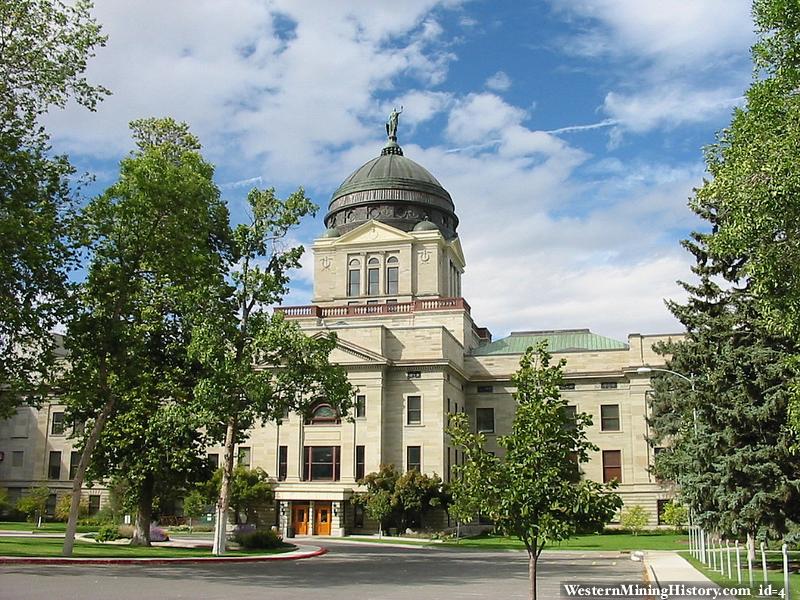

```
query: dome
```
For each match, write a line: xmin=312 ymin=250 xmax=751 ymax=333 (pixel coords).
xmin=321 ymin=226 xmax=340 ymax=238
xmin=413 ymin=219 xmax=439 ymax=232
xmin=324 ymin=115 xmax=459 ymax=239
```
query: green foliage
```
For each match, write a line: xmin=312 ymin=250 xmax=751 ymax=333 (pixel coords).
xmin=55 ymin=494 xmax=87 ymax=522
xmin=693 ymin=0 xmax=800 ymax=436
xmin=0 ymin=488 xmax=10 ymax=514
xmin=447 ymin=342 xmax=622 ymax=599
xmin=620 ymin=505 xmax=649 ymax=535
xmin=233 ymin=528 xmax=283 ymax=549
xmin=16 ymin=487 xmax=50 ymax=523
xmin=182 ymin=489 xmax=208 ymax=529
xmin=94 ymin=523 xmax=120 ymax=543
xmin=199 ymin=467 xmax=273 ymax=526
xmin=353 ymin=464 xmax=448 ymax=532
xmin=661 ymin=501 xmax=688 ymax=532
xmin=0 ymin=0 xmax=107 ymax=416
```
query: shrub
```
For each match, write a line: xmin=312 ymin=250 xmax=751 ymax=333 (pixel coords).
xmin=620 ymin=505 xmax=649 ymax=535
xmin=95 ymin=524 xmax=121 ymax=543
xmin=16 ymin=487 xmax=50 ymax=523
xmin=54 ymin=494 xmax=88 ymax=522
xmin=150 ymin=525 xmax=169 ymax=542
xmin=118 ymin=525 xmax=134 ymax=539
xmin=661 ymin=501 xmax=688 ymax=532
xmin=234 ymin=528 xmax=283 ymax=550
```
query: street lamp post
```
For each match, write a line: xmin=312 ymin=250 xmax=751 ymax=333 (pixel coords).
xmin=637 ymin=366 xmax=705 ymax=562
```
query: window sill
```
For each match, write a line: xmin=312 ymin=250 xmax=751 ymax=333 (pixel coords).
xmin=405 ymin=423 xmax=424 ymax=427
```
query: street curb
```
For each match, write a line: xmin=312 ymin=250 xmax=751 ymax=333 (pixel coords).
xmin=0 ymin=545 xmax=327 ymax=565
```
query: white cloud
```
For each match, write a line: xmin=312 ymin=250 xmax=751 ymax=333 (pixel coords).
xmin=445 ymin=93 xmax=527 ymax=145
xmin=485 ymin=70 xmax=512 ymax=92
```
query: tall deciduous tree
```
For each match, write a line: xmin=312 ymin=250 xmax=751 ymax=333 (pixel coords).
xmin=448 ymin=342 xmax=621 ymax=600
xmin=0 ymin=0 xmax=108 ymax=416
xmin=697 ymin=1 xmax=800 ymax=433
xmin=189 ymin=187 xmax=354 ymax=555
xmin=61 ymin=118 xmax=231 ymax=554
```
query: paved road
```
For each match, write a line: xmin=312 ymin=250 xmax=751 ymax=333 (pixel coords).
xmin=0 ymin=542 xmax=645 ymax=600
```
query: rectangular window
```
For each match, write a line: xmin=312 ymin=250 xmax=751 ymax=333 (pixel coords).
xmin=11 ymin=451 xmax=23 ymax=467
xmin=600 ymin=405 xmax=621 ymax=431
xmin=601 ymin=381 xmax=618 ymax=390
xmin=560 ymin=382 xmax=576 ymax=390
xmin=406 ymin=396 xmax=422 ymax=425
xmin=477 ymin=385 xmax=493 ymax=393
xmin=562 ymin=405 xmax=578 ymax=431
xmin=367 ymin=268 xmax=379 ymax=295
xmin=447 ymin=447 xmax=451 ymax=482
xmin=476 ymin=407 xmax=494 ymax=433
xmin=355 ymin=395 xmax=366 ymax=418
xmin=355 ymin=445 xmax=365 ymax=481
xmin=208 ymin=453 xmax=219 ymax=470
xmin=48 ymin=451 xmax=61 ymax=480
xmin=278 ymin=446 xmax=288 ymax=481
xmin=386 ymin=267 xmax=399 ymax=295
xmin=88 ymin=495 xmax=101 ymax=515
xmin=602 ymin=450 xmax=622 ymax=483
xmin=354 ymin=504 xmax=364 ymax=528
xmin=237 ymin=447 xmax=251 ymax=468
xmin=51 ymin=412 xmax=65 ymax=435
xmin=406 ymin=371 xmax=421 ymax=379
xmin=348 ymin=269 xmax=360 ymax=297
xmin=70 ymin=451 xmax=80 ymax=479
xmin=46 ymin=493 xmax=57 ymax=517
xmin=302 ymin=446 xmax=340 ymax=481
xmin=657 ymin=499 xmax=670 ymax=525
xmin=407 ymin=446 xmax=421 ymax=472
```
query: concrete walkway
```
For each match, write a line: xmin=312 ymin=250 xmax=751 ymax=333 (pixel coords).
xmin=645 ymin=551 xmax=724 ymax=598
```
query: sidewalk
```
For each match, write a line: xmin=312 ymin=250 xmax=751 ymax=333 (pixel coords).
xmin=645 ymin=551 xmax=722 ymax=597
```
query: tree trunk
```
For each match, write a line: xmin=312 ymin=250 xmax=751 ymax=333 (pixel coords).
xmin=131 ymin=473 xmax=154 ymax=546
xmin=212 ymin=415 xmax=237 ymax=556
xmin=528 ymin=551 xmax=538 ymax=600
xmin=62 ymin=396 xmax=116 ymax=556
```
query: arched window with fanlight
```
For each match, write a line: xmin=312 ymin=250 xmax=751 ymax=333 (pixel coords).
xmin=348 ymin=258 xmax=360 ymax=296
xmin=306 ymin=403 xmax=341 ymax=425
xmin=367 ymin=257 xmax=380 ymax=295
xmin=385 ymin=256 xmax=399 ymax=295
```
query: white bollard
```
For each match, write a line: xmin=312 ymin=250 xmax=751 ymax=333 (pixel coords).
xmin=782 ymin=544 xmax=791 ymax=600
xmin=735 ymin=540 xmax=742 ymax=584
xmin=761 ymin=542 xmax=768 ymax=585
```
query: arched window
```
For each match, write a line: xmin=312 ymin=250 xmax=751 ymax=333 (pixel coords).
xmin=386 ymin=256 xmax=399 ymax=295
xmin=367 ymin=257 xmax=380 ymax=295
xmin=348 ymin=259 xmax=360 ymax=296
xmin=307 ymin=403 xmax=340 ymax=425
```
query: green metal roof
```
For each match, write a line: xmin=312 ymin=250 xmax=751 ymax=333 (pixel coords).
xmin=471 ymin=329 xmax=628 ymax=356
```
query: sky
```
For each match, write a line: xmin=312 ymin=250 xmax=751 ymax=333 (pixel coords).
xmin=46 ymin=0 xmax=756 ymax=342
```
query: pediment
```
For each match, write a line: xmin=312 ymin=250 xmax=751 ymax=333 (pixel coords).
xmin=311 ymin=332 xmax=389 ymax=365
xmin=332 ymin=220 xmax=414 ymax=246
xmin=448 ymin=236 xmax=466 ymax=267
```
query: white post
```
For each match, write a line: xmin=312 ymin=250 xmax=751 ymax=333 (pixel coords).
xmin=782 ymin=544 xmax=791 ymax=600
xmin=761 ymin=542 xmax=768 ymax=584
xmin=726 ymin=540 xmax=732 ymax=579
xmin=701 ymin=529 xmax=707 ymax=564
xmin=747 ymin=536 xmax=754 ymax=588
xmin=719 ymin=539 xmax=725 ymax=575
xmin=710 ymin=537 xmax=716 ymax=570
xmin=735 ymin=540 xmax=742 ymax=584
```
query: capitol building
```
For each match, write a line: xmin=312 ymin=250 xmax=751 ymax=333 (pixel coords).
xmin=0 ymin=120 xmax=677 ymax=536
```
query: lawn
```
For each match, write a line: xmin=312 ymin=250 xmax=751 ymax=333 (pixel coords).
xmin=0 ymin=521 xmax=96 ymax=534
xmin=0 ymin=536 xmax=295 ymax=558
xmin=441 ymin=531 xmax=688 ymax=552
xmin=680 ymin=551 xmax=800 ymax=599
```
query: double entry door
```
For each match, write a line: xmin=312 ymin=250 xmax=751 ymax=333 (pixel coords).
xmin=291 ymin=502 xmax=332 ymax=536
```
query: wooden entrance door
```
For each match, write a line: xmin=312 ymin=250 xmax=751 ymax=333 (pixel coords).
xmin=315 ymin=502 xmax=332 ymax=536
xmin=292 ymin=503 xmax=309 ymax=535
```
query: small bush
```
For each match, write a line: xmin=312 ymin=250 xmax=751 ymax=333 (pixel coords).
xmin=118 ymin=525 xmax=134 ymax=539
xmin=620 ymin=505 xmax=649 ymax=535
xmin=150 ymin=525 xmax=169 ymax=542
xmin=95 ymin=524 xmax=121 ymax=543
xmin=234 ymin=528 xmax=283 ymax=550
xmin=661 ymin=501 xmax=688 ymax=532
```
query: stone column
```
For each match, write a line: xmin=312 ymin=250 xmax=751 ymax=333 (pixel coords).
xmin=331 ymin=501 xmax=346 ymax=537
xmin=279 ymin=501 xmax=290 ymax=538
xmin=308 ymin=500 xmax=315 ymax=536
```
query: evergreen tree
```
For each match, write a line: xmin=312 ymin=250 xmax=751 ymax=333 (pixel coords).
xmin=650 ymin=204 xmax=800 ymax=541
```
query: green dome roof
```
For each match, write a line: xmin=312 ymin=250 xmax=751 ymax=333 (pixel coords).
xmin=324 ymin=127 xmax=459 ymax=239
xmin=413 ymin=219 xmax=439 ymax=232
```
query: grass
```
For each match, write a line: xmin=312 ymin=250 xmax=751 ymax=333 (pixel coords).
xmin=680 ymin=550 xmax=800 ymax=599
xmin=0 ymin=536 xmax=295 ymax=558
xmin=441 ymin=531 xmax=689 ymax=552
xmin=0 ymin=521 xmax=96 ymax=534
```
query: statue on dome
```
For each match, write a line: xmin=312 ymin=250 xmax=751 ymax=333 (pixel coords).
xmin=386 ymin=106 xmax=403 ymax=139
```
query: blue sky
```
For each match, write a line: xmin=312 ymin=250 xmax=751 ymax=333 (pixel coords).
xmin=47 ymin=0 xmax=755 ymax=341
